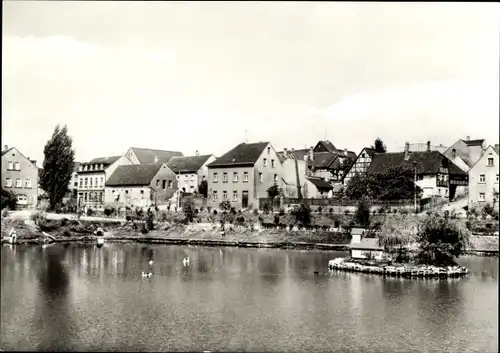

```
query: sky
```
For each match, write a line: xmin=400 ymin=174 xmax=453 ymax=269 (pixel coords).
xmin=2 ymin=1 xmax=499 ymax=164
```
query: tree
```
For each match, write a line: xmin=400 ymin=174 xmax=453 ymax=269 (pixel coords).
xmin=353 ymin=198 xmax=371 ymax=227
xmin=375 ymin=165 xmax=422 ymax=201
xmin=372 ymin=137 xmax=387 ymax=153
xmin=344 ymin=173 xmax=374 ymax=200
xmin=415 ymin=213 xmax=472 ymax=266
xmin=1 ymin=188 xmax=17 ymax=210
xmin=183 ymin=197 xmax=195 ymax=223
xmin=39 ymin=125 xmax=75 ymax=211
xmin=198 ymin=179 xmax=208 ymax=198
xmin=267 ymin=184 xmax=281 ymax=211
xmin=378 ymin=213 xmax=418 ymax=262
xmin=292 ymin=203 xmax=311 ymax=226
xmin=339 ymin=155 xmax=355 ymax=180
xmin=219 ymin=200 xmax=231 ymax=213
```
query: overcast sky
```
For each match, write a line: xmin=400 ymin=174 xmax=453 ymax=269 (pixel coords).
xmin=3 ymin=1 xmax=499 ymax=164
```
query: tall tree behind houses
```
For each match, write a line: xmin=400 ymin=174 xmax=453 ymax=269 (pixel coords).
xmin=40 ymin=125 xmax=75 ymax=210
xmin=372 ymin=137 xmax=387 ymax=153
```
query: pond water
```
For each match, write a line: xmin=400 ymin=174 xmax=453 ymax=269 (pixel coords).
xmin=1 ymin=243 xmax=497 ymax=352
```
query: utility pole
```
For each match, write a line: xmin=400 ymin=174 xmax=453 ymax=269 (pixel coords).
xmin=413 ymin=161 xmax=417 ymax=213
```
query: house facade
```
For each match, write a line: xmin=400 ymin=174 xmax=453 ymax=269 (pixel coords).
xmin=277 ymin=140 xmax=355 ymax=183
xmin=468 ymin=145 xmax=499 ymax=210
xmin=278 ymin=151 xmax=307 ymax=198
xmin=343 ymin=147 xmax=376 ymax=186
xmin=303 ymin=177 xmax=334 ymax=198
xmin=367 ymin=143 xmax=468 ymax=201
xmin=76 ymin=155 xmax=132 ymax=210
xmin=207 ymin=142 xmax=284 ymax=210
xmin=1 ymin=145 xmax=39 ymax=208
xmin=167 ymin=153 xmax=215 ymax=194
xmin=105 ymin=163 xmax=178 ymax=208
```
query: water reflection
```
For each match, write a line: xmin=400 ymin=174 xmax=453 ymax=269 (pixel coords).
xmin=1 ymin=244 xmax=498 ymax=352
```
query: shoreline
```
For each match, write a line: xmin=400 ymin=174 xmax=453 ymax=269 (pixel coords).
xmin=4 ymin=233 xmax=498 ymax=256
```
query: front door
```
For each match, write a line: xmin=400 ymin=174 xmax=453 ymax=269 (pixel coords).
xmin=242 ymin=191 xmax=249 ymax=208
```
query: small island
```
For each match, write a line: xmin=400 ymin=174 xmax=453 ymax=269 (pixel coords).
xmin=328 ymin=211 xmax=473 ymax=279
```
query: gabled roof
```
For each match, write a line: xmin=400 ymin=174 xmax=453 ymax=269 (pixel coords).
xmin=444 ymin=141 xmax=479 ymax=168
xmin=89 ymin=156 xmax=121 ymax=165
xmin=361 ymin=148 xmax=377 ymax=157
xmin=168 ymin=155 xmax=213 ymax=173
xmin=1 ymin=147 xmax=14 ymax=157
xmin=469 ymin=145 xmax=500 ymax=170
xmin=313 ymin=152 xmax=338 ymax=169
xmin=106 ymin=163 xmax=164 ymax=187
xmin=306 ymin=177 xmax=333 ymax=190
xmin=208 ymin=142 xmax=268 ymax=168
xmin=367 ymin=151 xmax=466 ymax=176
xmin=130 ymin=147 xmax=183 ymax=164
xmin=494 ymin=145 xmax=500 ymax=155
xmin=463 ymin=139 xmax=484 ymax=147
xmin=315 ymin=140 xmax=337 ymax=152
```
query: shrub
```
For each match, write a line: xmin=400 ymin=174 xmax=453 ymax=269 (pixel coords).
xmin=274 ymin=215 xmax=280 ymax=226
xmin=317 ymin=206 xmax=323 ymax=214
xmin=104 ymin=207 xmax=114 ymax=217
xmin=1 ymin=188 xmax=17 ymax=210
xmin=207 ymin=206 xmax=212 ymax=214
xmin=194 ymin=208 xmax=199 ymax=215
xmin=329 ymin=207 xmax=333 ymax=214
xmin=483 ymin=203 xmax=494 ymax=217
xmin=140 ymin=223 xmax=149 ymax=234
xmin=213 ymin=209 xmax=218 ymax=215
xmin=344 ymin=209 xmax=351 ymax=215
xmin=86 ymin=208 xmax=94 ymax=217
xmin=145 ymin=210 xmax=155 ymax=230
xmin=154 ymin=205 xmax=159 ymax=212
xmin=230 ymin=207 xmax=237 ymax=215
xmin=236 ymin=215 xmax=246 ymax=225
xmin=292 ymin=203 xmax=311 ymax=226
xmin=60 ymin=218 xmax=69 ymax=227
xmin=2 ymin=208 xmax=9 ymax=218
xmin=263 ymin=202 xmax=271 ymax=215
xmin=253 ymin=209 xmax=259 ymax=215
xmin=135 ymin=207 xmax=144 ymax=217
xmin=126 ymin=215 xmax=132 ymax=222
xmin=183 ymin=198 xmax=195 ymax=223
xmin=258 ymin=216 xmax=264 ymax=224
xmin=200 ymin=207 xmax=205 ymax=213
xmin=220 ymin=201 xmax=231 ymax=213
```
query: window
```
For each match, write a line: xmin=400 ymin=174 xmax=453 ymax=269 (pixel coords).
xmin=267 ymin=147 xmax=271 ymax=154
xmin=95 ymin=177 xmax=99 ymax=187
xmin=100 ymin=177 xmax=104 ymax=187
xmin=259 ymin=173 xmax=263 ymax=182
xmin=125 ymin=190 xmax=129 ymax=194
xmin=24 ymin=179 xmax=32 ymax=188
xmin=479 ymin=174 xmax=486 ymax=183
xmin=213 ymin=173 xmax=218 ymax=183
xmin=223 ymin=172 xmax=228 ymax=183
xmin=79 ymin=178 xmax=83 ymax=188
xmin=243 ymin=172 xmax=248 ymax=182
xmin=271 ymin=159 xmax=275 ymax=168
xmin=7 ymin=162 xmax=13 ymax=170
xmin=156 ymin=179 xmax=160 ymax=187
xmin=488 ymin=158 xmax=494 ymax=166
xmin=274 ymin=174 xmax=278 ymax=183
xmin=15 ymin=179 xmax=21 ymax=188
xmin=90 ymin=178 xmax=94 ymax=187
xmin=479 ymin=192 xmax=485 ymax=202
xmin=162 ymin=180 xmax=166 ymax=189
xmin=185 ymin=175 xmax=188 ymax=180
xmin=191 ymin=175 xmax=195 ymax=181
xmin=213 ymin=190 xmax=218 ymax=201
xmin=168 ymin=180 xmax=172 ymax=188
xmin=14 ymin=162 xmax=20 ymax=170
xmin=5 ymin=178 xmax=12 ymax=187
xmin=140 ymin=190 xmax=144 ymax=195
xmin=263 ymin=158 xmax=267 ymax=167
xmin=233 ymin=172 xmax=238 ymax=182
xmin=223 ymin=190 xmax=228 ymax=200
xmin=233 ymin=190 xmax=238 ymax=201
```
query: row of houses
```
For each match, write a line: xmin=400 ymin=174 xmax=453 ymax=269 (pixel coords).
xmin=2 ymin=136 xmax=499 ymax=211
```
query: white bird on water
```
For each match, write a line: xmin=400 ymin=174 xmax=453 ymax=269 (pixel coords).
xmin=148 ymin=260 xmax=154 ymax=266
xmin=141 ymin=271 xmax=153 ymax=278
xmin=183 ymin=257 xmax=190 ymax=266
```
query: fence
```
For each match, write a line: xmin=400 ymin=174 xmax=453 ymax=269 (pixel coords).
xmin=258 ymin=197 xmax=414 ymax=210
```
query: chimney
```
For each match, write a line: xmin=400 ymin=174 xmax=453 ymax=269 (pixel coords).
xmin=3 ymin=145 xmax=8 ymax=152
xmin=344 ymin=148 xmax=348 ymax=156
xmin=466 ymin=136 xmax=470 ymax=141
xmin=404 ymin=142 xmax=410 ymax=161
xmin=154 ymin=156 xmax=159 ymax=163
xmin=195 ymin=150 xmax=199 ymax=156
xmin=309 ymin=146 xmax=314 ymax=161
xmin=283 ymin=148 xmax=288 ymax=158
xmin=452 ymin=148 xmax=457 ymax=159
xmin=426 ymin=141 xmax=431 ymax=152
